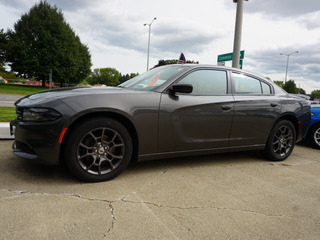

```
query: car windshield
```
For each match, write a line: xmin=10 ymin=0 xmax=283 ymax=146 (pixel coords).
xmin=119 ymin=65 xmax=187 ymax=91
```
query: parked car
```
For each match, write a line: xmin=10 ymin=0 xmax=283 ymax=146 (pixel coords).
xmin=10 ymin=65 xmax=311 ymax=182
xmin=0 ymin=76 xmax=7 ymax=84
xmin=293 ymin=94 xmax=320 ymax=105
xmin=305 ymin=104 xmax=320 ymax=149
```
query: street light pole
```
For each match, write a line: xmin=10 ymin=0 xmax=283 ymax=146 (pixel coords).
xmin=280 ymin=51 xmax=299 ymax=84
xmin=144 ymin=17 xmax=157 ymax=71
xmin=232 ymin=0 xmax=248 ymax=69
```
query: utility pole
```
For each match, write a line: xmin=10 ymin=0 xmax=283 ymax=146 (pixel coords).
xmin=144 ymin=17 xmax=157 ymax=71
xmin=49 ymin=68 xmax=52 ymax=90
xmin=232 ymin=0 xmax=248 ymax=68
xmin=280 ymin=51 xmax=299 ymax=84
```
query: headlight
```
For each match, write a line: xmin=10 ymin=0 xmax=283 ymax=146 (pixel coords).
xmin=21 ymin=108 xmax=61 ymax=122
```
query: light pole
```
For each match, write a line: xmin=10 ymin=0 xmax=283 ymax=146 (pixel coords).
xmin=232 ymin=0 xmax=248 ymax=69
xmin=280 ymin=51 xmax=299 ymax=84
xmin=144 ymin=17 xmax=157 ymax=71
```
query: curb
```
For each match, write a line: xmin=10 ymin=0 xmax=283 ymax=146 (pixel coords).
xmin=0 ymin=122 xmax=14 ymax=140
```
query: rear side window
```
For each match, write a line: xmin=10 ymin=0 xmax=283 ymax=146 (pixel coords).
xmin=233 ymin=73 xmax=261 ymax=94
xmin=178 ymin=70 xmax=227 ymax=95
xmin=232 ymin=73 xmax=272 ymax=95
xmin=261 ymin=81 xmax=271 ymax=94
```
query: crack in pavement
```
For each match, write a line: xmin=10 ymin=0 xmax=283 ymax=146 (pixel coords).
xmin=1 ymin=188 xmax=319 ymax=231
xmin=0 ymin=189 xmax=116 ymax=236
xmin=120 ymin=197 xmax=320 ymax=226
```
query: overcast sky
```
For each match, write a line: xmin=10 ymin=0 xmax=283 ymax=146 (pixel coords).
xmin=1 ymin=0 xmax=320 ymax=93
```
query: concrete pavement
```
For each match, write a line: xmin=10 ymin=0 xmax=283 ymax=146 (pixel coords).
xmin=0 ymin=140 xmax=319 ymax=239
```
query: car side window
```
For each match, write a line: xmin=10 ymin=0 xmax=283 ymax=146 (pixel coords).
xmin=232 ymin=73 xmax=262 ymax=94
xmin=178 ymin=70 xmax=227 ymax=95
xmin=261 ymin=81 xmax=272 ymax=94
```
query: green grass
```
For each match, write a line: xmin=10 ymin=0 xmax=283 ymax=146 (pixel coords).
xmin=0 ymin=107 xmax=16 ymax=122
xmin=0 ymin=84 xmax=50 ymax=95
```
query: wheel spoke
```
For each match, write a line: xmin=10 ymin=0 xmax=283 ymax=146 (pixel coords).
xmin=78 ymin=153 xmax=94 ymax=160
xmin=86 ymin=155 xmax=98 ymax=170
xmin=79 ymin=142 xmax=94 ymax=150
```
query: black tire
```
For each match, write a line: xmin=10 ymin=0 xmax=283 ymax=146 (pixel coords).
xmin=264 ymin=120 xmax=296 ymax=161
xmin=307 ymin=123 xmax=320 ymax=149
xmin=64 ymin=117 xmax=133 ymax=182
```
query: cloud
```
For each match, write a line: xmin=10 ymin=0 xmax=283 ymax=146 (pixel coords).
xmin=244 ymin=0 xmax=320 ymax=17
xmin=245 ymin=43 xmax=320 ymax=92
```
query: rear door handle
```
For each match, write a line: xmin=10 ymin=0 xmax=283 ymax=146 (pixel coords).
xmin=270 ymin=103 xmax=278 ymax=107
xmin=221 ymin=105 xmax=232 ymax=111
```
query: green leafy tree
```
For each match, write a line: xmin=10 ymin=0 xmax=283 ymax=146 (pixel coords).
xmin=297 ymin=88 xmax=306 ymax=94
xmin=283 ymin=80 xmax=298 ymax=94
xmin=119 ymin=72 xmax=139 ymax=83
xmin=274 ymin=81 xmax=284 ymax=88
xmin=0 ymin=29 xmax=8 ymax=72
xmin=153 ymin=59 xmax=199 ymax=68
xmin=87 ymin=68 xmax=121 ymax=86
xmin=6 ymin=1 xmax=91 ymax=86
xmin=311 ymin=90 xmax=320 ymax=99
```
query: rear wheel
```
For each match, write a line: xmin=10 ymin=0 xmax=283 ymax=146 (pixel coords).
xmin=307 ymin=123 xmax=320 ymax=149
xmin=64 ymin=117 xmax=133 ymax=182
xmin=264 ymin=120 xmax=296 ymax=161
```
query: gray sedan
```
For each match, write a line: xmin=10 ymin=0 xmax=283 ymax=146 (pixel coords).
xmin=11 ymin=65 xmax=311 ymax=182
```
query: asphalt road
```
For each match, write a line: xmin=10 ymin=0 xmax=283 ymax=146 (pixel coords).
xmin=0 ymin=94 xmax=22 ymax=107
xmin=0 ymin=140 xmax=319 ymax=239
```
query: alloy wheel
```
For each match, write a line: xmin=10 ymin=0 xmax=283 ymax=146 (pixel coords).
xmin=77 ymin=127 xmax=125 ymax=175
xmin=272 ymin=125 xmax=294 ymax=157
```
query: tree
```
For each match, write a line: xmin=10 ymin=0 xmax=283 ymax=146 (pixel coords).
xmin=119 ymin=72 xmax=139 ymax=83
xmin=297 ymin=88 xmax=306 ymax=94
xmin=86 ymin=68 xmax=120 ymax=86
xmin=0 ymin=29 xmax=8 ymax=71
xmin=274 ymin=81 xmax=284 ymax=88
xmin=283 ymin=80 xmax=298 ymax=94
xmin=153 ymin=59 xmax=199 ymax=68
xmin=311 ymin=90 xmax=320 ymax=99
xmin=6 ymin=1 xmax=91 ymax=86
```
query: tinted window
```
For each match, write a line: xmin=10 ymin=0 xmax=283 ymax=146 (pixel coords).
xmin=119 ymin=65 xmax=187 ymax=91
xmin=261 ymin=81 xmax=272 ymax=94
xmin=178 ymin=70 xmax=227 ymax=95
xmin=233 ymin=73 xmax=261 ymax=94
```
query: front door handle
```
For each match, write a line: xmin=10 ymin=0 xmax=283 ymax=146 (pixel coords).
xmin=221 ymin=105 xmax=232 ymax=111
xmin=270 ymin=103 xmax=278 ymax=107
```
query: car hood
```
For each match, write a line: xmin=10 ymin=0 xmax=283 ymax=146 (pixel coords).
xmin=15 ymin=86 xmax=146 ymax=106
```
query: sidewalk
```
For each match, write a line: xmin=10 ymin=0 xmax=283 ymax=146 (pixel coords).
xmin=0 ymin=94 xmax=21 ymax=139
xmin=0 ymin=122 xmax=13 ymax=139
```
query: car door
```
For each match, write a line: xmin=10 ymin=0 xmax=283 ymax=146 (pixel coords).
xmin=229 ymin=72 xmax=282 ymax=147
xmin=158 ymin=69 xmax=234 ymax=153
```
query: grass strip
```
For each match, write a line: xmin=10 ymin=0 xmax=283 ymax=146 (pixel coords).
xmin=0 ymin=84 xmax=50 ymax=95
xmin=0 ymin=107 xmax=16 ymax=122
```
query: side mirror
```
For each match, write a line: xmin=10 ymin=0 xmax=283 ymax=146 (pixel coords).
xmin=169 ymin=84 xmax=193 ymax=95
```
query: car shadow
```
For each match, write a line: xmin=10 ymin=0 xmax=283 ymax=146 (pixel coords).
xmin=10 ymin=150 xmax=265 ymax=183
xmin=127 ymin=150 xmax=265 ymax=174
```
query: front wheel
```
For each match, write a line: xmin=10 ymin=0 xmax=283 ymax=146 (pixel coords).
xmin=307 ymin=123 xmax=320 ymax=149
xmin=64 ymin=117 xmax=133 ymax=182
xmin=264 ymin=120 xmax=296 ymax=161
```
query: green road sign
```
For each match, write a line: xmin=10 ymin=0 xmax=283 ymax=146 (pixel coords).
xmin=217 ymin=50 xmax=245 ymax=62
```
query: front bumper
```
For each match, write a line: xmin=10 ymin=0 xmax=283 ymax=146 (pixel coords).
xmin=10 ymin=119 xmax=64 ymax=165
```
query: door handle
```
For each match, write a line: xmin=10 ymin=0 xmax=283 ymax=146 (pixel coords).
xmin=221 ymin=105 xmax=232 ymax=111
xmin=270 ymin=103 xmax=278 ymax=107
